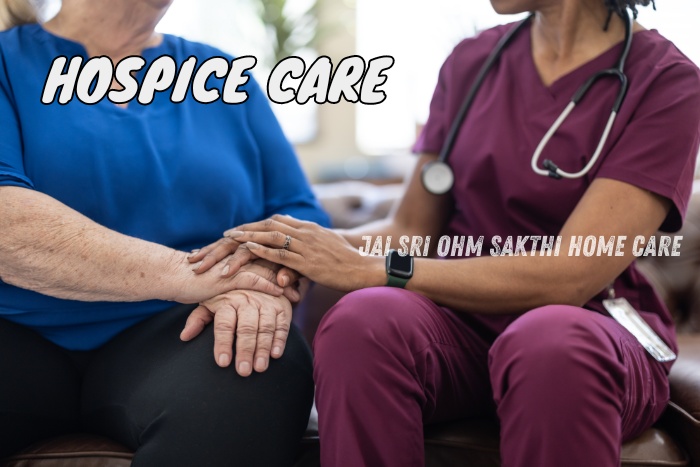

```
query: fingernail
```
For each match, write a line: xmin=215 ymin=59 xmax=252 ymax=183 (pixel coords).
xmin=292 ymin=290 xmax=301 ymax=301
xmin=218 ymin=353 xmax=230 ymax=367
xmin=192 ymin=261 xmax=202 ymax=272
xmin=221 ymin=265 xmax=230 ymax=276
xmin=272 ymin=346 xmax=281 ymax=357
xmin=256 ymin=357 xmax=266 ymax=370
xmin=280 ymin=275 xmax=289 ymax=287
xmin=239 ymin=361 xmax=251 ymax=375
xmin=190 ymin=249 xmax=200 ymax=254
xmin=246 ymin=242 xmax=259 ymax=250
xmin=225 ymin=230 xmax=244 ymax=238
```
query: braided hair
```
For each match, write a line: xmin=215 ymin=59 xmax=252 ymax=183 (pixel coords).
xmin=606 ymin=0 xmax=656 ymax=19
xmin=603 ymin=0 xmax=655 ymax=30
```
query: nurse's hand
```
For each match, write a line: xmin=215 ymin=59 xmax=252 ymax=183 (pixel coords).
xmin=180 ymin=290 xmax=292 ymax=377
xmin=223 ymin=215 xmax=386 ymax=292
xmin=188 ymin=238 xmax=300 ymax=299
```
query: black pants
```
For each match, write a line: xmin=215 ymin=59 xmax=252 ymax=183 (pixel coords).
xmin=0 ymin=304 xmax=314 ymax=466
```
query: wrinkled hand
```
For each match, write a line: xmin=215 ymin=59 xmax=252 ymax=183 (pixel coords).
xmin=180 ymin=290 xmax=292 ymax=377
xmin=222 ymin=215 xmax=385 ymax=292
xmin=188 ymin=235 xmax=301 ymax=299
xmin=175 ymin=254 xmax=288 ymax=304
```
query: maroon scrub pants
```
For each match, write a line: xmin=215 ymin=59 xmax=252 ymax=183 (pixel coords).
xmin=313 ymin=287 xmax=670 ymax=467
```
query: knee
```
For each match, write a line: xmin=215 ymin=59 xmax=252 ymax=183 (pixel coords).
xmin=133 ymin=351 xmax=313 ymax=465
xmin=313 ymin=287 xmax=435 ymax=376
xmin=270 ymin=324 xmax=314 ymax=378
xmin=146 ymin=328 xmax=313 ymax=439
xmin=314 ymin=287 xmax=428 ymax=351
xmin=244 ymin=325 xmax=314 ymax=405
xmin=166 ymin=326 xmax=313 ymax=421
xmin=489 ymin=305 xmax=623 ymax=388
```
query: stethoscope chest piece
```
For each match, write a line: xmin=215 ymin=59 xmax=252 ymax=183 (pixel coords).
xmin=421 ymin=160 xmax=455 ymax=195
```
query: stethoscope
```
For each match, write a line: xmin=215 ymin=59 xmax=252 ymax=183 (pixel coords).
xmin=421 ymin=9 xmax=633 ymax=195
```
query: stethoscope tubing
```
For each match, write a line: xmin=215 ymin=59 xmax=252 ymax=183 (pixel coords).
xmin=436 ymin=15 xmax=532 ymax=165
xmin=424 ymin=8 xmax=634 ymax=193
xmin=532 ymin=104 xmax=618 ymax=179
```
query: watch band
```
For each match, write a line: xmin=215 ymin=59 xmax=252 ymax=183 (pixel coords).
xmin=386 ymin=274 xmax=410 ymax=289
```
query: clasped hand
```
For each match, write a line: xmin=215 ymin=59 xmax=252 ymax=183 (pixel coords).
xmin=180 ymin=238 xmax=306 ymax=377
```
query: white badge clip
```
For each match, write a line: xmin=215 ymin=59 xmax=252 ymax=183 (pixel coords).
xmin=602 ymin=286 xmax=676 ymax=362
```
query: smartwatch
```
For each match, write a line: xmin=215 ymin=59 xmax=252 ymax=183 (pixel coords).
xmin=385 ymin=249 xmax=414 ymax=288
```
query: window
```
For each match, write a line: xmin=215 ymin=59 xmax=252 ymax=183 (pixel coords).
xmin=157 ymin=0 xmax=319 ymax=144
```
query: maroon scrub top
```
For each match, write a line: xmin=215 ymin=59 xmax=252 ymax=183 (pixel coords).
xmin=414 ymin=21 xmax=700 ymax=353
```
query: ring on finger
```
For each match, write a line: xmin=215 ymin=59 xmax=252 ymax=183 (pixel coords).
xmin=283 ymin=235 xmax=292 ymax=250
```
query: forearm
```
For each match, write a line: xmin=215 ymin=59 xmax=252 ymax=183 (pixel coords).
xmin=232 ymin=174 xmax=669 ymax=310
xmin=0 ymin=187 xmax=220 ymax=303
xmin=354 ymin=179 xmax=668 ymax=313
xmin=357 ymin=236 xmax=639 ymax=315
xmin=404 ymin=255 xmax=599 ymax=314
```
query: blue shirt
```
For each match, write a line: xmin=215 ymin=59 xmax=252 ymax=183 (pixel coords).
xmin=0 ymin=25 xmax=329 ymax=350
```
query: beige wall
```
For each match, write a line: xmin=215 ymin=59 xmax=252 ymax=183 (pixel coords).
xmin=294 ymin=0 xmax=360 ymax=182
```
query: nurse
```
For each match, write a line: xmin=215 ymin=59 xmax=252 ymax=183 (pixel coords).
xmin=195 ymin=0 xmax=700 ymax=465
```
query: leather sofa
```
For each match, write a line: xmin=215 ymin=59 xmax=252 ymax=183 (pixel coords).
xmin=3 ymin=181 xmax=700 ymax=467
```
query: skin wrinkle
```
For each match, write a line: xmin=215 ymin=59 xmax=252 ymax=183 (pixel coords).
xmin=529 ymin=0 xmax=642 ymax=86
xmin=44 ymin=0 xmax=171 ymax=61
xmin=5 ymin=217 xmax=123 ymax=298
xmin=0 ymin=186 xmax=203 ymax=302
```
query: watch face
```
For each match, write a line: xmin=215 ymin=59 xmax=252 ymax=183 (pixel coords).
xmin=387 ymin=250 xmax=413 ymax=278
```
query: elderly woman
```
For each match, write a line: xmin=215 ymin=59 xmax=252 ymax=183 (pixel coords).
xmin=197 ymin=0 xmax=700 ymax=465
xmin=0 ymin=0 xmax=328 ymax=465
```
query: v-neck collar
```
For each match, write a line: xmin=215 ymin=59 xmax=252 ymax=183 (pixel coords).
xmin=31 ymin=23 xmax=169 ymax=62
xmin=520 ymin=23 xmax=656 ymax=101
xmin=29 ymin=24 xmax=173 ymax=114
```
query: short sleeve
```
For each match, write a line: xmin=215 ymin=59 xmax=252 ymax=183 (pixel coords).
xmin=412 ymin=52 xmax=455 ymax=155
xmin=594 ymin=62 xmax=700 ymax=232
xmin=0 ymin=48 xmax=33 ymax=189
xmin=411 ymin=27 xmax=503 ymax=156
xmin=243 ymin=76 xmax=330 ymax=227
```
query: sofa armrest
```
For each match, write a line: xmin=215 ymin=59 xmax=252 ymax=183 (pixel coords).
xmin=663 ymin=334 xmax=700 ymax=466
xmin=670 ymin=335 xmax=700 ymax=418
xmin=313 ymin=181 xmax=403 ymax=229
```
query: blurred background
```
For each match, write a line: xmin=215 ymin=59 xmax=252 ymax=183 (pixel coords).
xmin=43 ymin=0 xmax=700 ymax=184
